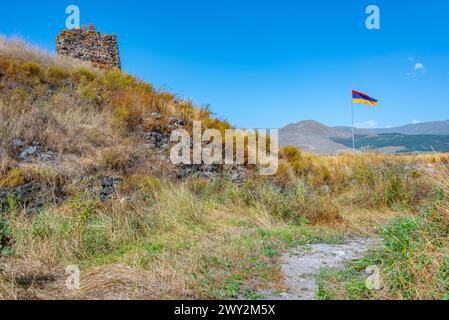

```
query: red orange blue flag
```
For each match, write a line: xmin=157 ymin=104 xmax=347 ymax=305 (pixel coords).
xmin=352 ymin=90 xmax=378 ymax=106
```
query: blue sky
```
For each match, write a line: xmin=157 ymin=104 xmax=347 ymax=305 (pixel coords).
xmin=1 ymin=1 xmax=448 ymax=129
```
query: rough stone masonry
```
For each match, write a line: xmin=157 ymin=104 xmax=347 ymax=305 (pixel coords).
xmin=56 ymin=29 xmax=121 ymax=69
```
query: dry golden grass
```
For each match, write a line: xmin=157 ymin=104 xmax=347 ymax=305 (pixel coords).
xmin=0 ymin=181 xmax=287 ymax=299
xmin=0 ymin=36 xmax=94 ymax=72
xmin=1 ymin=155 xmax=446 ymax=299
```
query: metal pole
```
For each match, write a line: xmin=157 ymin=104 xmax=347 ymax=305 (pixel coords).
xmin=351 ymin=99 xmax=355 ymax=151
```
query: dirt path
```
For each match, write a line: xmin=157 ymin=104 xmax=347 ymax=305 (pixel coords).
xmin=259 ymin=237 xmax=381 ymax=300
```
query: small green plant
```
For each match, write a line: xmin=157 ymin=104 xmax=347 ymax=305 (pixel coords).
xmin=316 ymin=261 xmax=376 ymax=300
xmin=220 ymin=274 xmax=244 ymax=298
xmin=378 ymin=200 xmax=449 ymax=299
xmin=316 ymin=269 xmax=338 ymax=300
xmin=67 ymin=195 xmax=99 ymax=250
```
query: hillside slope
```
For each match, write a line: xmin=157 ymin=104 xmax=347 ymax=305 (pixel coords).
xmin=0 ymin=36 xmax=236 ymax=192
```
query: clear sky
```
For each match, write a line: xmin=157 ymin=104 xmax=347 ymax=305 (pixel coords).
xmin=1 ymin=1 xmax=448 ymax=129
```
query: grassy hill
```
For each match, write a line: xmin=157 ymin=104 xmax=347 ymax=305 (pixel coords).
xmin=0 ymin=36 xmax=448 ymax=300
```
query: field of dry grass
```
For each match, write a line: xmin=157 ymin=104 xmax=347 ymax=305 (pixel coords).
xmin=0 ymin=36 xmax=448 ymax=300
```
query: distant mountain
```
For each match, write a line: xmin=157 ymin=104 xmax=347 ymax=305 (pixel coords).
xmin=335 ymin=120 xmax=449 ymax=136
xmin=279 ymin=120 xmax=449 ymax=154
xmin=279 ymin=120 xmax=351 ymax=154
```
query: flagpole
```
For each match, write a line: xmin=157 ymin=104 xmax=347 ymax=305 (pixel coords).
xmin=351 ymin=97 xmax=355 ymax=151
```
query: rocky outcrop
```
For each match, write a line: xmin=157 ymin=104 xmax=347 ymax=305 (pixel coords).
xmin=177 ymin=164 xmax=246 ymax=183
xmin=56 ymin=30 xmax=121 ymax=69
xmin=99 ymin=177 xmax=122 ymax=202
xmin=141 ymin=115 xmax=248 ymax=184
xmin=13 ymin=140 xmax=56 ymax=162
xmin=177 ymin=164 xmax=220 ymax=181
xmin=144 ymin=131 xmax=170 ymax=150
xmin=0 ymin=183 xmax=44 ymax=214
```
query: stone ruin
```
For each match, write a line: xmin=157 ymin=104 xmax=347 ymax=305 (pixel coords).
xmin=56 ymin=29 xmax=121 ymax=69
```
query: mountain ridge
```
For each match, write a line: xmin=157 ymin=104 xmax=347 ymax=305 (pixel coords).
xmin=279 ymin=119 xmax=449 ymax=154
xmin=334 ymin=120 xmax=449 ymax=136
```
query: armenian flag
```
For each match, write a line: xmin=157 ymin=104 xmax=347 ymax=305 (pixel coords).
xmin=352 ymin=90 xmax=378 ymax=106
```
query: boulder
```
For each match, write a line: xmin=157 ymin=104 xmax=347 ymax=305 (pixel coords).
xmin=144 ymin=131 xmax=170 ymax=150
xmin=100 ymin=177 xmax=122 ymax=201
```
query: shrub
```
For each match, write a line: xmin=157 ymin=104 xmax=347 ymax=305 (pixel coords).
xmin=103 ymin=70 xmax=135 ymax=91
xmin=21 ymin=62 xmax=41 ymax=77
xmin=279 ymin=146 xmax=301 ymax=162
xmin=45 ymin=65 xmax=69 ymax=83
xmin=77 ymin=83 xmax=99 ymax=101
xmin=0 ymin=168 xmax=24 ymax=188
xmin=352 ymin=159 xmax=427 ymax=208
xmin=112 ymin=91 xmax=146 ymax=128
xmin=274 ymin=160 xmax=296 ymax=186
xmin=100 ymin=147 xmax=130 ymax=171
xmin=187 ymin=178 xmax=211 ymax=195
xmin=73 ymin=67 xmax=97 ymax=82
xmin=155 ymin=92 xmax=175 ymax=104
xmin=290 ymin=155 xmax=315 ymax=176
xmin=121 ymin=175 xmax=161 ymax=194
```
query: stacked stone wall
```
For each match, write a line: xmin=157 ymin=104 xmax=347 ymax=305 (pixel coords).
xmin=56 ymin=30 xmax=120 ymax=69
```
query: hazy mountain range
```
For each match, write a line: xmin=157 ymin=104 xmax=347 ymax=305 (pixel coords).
xmin=279 ymin=120 xmax=449 ymax=154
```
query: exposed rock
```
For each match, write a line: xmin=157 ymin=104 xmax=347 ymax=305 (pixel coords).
xmin=257 ymin=237 xmax=381 ymax=300
xmin=144 ymin=131 xmax=170 ymax=150
xmin=37 ymin=151 xmax=56 ymax=162
xmin=100 ymin=177 xmax=122 ymax=201
xmin=176 ymin=163 xmax=248 ymax=183
xmin=168 ymin=116 xmax=185 ymax=128
xmin=12 ymin=139 xmax=25 ymax=148
xmin=177 ymin=164 xmax=220 ymax=181
xmin=225 ymin=165 xmax=247 ymax=184
xmin=17 ymin=143 xmax=56 ymax=162
xmin=62 ymin=78 xmax=76 ymax=90
xmin=151 ymin=112 xmax=162 ymax=120
xmin=0 ymin=182 xmax=44 ymax=214
xmin=321 ymin=184 xmax=331 ymax=194
xmin=16 ymin=183 xmax=43 ymax=210
xmin=19 ymin=146 xmax=37 ymax=161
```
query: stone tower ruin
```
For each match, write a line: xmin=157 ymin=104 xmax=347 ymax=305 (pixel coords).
xmin=56 ymin=29 xmax=121 ymax=69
